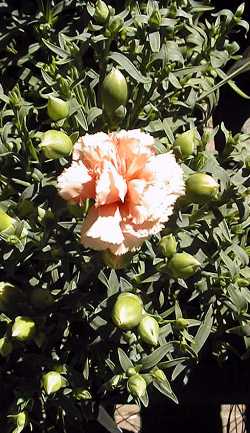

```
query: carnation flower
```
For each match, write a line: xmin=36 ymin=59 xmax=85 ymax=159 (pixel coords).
xmin=58 ymin=129 xmax=184 ymax=255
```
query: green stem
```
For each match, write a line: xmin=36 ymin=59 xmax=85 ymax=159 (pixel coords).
xmin=128 ymin=45 xmax=151 ymax=127
xmin=197 ymin=59 xmax=250 ymax=102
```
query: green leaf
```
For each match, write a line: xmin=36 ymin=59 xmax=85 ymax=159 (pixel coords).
xmin=228 ymin=285 xmax=248 ymax=313
xmin=108 ymin=270 xmax=119 ymax=297
xmin=191 ymin=305 xmax=213 ymax=354
xmin=217 ymin=68 xmax=250 ymax=99
xmin=108 ymin=52 xmax=151 ymax=84
xmin=139 ymin=389 xmax=149 ymax=407
xmin=227 ymin=325 xmax=250 ymax=337
xmin=75 ymin=109 xmax=88 ymax=131
xmin=174 ymin=301 xmax=182 ymax=319
xmin=149 ymin=32 xmax=160 ymax=53
xmin=118 ymin=348 xmax=134 ymax=372
xmin=162 ymin=118 xmax=175 ymax=144
xmin=141 ymin=342 xmax=175 ymax=369
xmin=165 ymin=41 xmax=184 ymax=64
xmin=42 ymin=38 xmax=71 ymax=58
xmin=172 ymin=363 xmax=187 ymax=381
xmin=168 ymin=72 xmax=182 ymax=89
xmin=153 ymin=379 xmax=178 ymax=404
xmin=210 ymin=50 xmax=229 ymax=69
xmin=159 ymin=357 xmax=189 ymax=369
xmin=97 ymin=405 xmax=121 ymax=433
xmin=220 ymin=250 xmax=238 ymax=276
xmin=87 ymin=107 xmax=102 ymax=125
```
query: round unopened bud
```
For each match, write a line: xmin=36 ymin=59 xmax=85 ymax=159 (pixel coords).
xmin=42 ymin=371 xmax=63 ymax=395
xmin=138 ymin=316 xmax=159 ymax=346
xmin=126 ymin=367 xmax=137 ymax=377
xmin=47 ymin=96 xmax=70 ymax=121
xmin=151 ymin=368 xmax=167 ymax=382
xmin=112 ymin=293 xmax=143 ymax=330
xmin=0 ymin=209 xmax=14 ymax=233
xmin=235 ymin=277 xmax=250 ymax=287
xmin=109 ymin=374 xmax=123 ymax=389
xmin=174 ymin=129 xmax=197 ymax=159
xmin=0 ymin=336 xmax=13 ymax=357
xmin=159 ymin=234 xmax=177 ymax=258
xmin=11 ymin=316 xmax=36 ymax=341
xmin=30 ymin=288 xmax=54 ymax=310
xmin=102 ymin=69 xmax=128 ymax=119
xmin=108 ymin=16 xmax=123 ymax=34
xmin=16 ymin=411 xmax=28 ymax=428
xmin=186 ymin=173 xmax=219 ymax=203
xmin=167 ymin=252 xmax=201 ymax=279
xmin=102 ymin=250 xmax=132 ymax=269
xmin=94 ymin=0 xmax=109 ymax=24
xmin=175 ymin=318 xmax=189 ymax=329
xmin=40 ymin=130 xmax=73 ymax=159
xmin=127 ymin=374 xmax=147 ymax=398
xmin=148 ymin=10 xmax=161 ymax=27
xmin=73 ymin=387 xmax=92 ymax=400
xmin=0 ymin=282 xmax=23 ymax=312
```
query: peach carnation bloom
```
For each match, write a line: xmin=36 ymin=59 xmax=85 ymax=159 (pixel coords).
xmin=58 ymin=130 xmax=184 ymax=255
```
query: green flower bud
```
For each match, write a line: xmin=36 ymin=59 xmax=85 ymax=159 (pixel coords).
xmin=235 ymin=277 xmax=250 ymax=287
xmin=235 ymin=3 xmax=244 ymax=19
xmin=12 ymin=316 xmax=36 ymax=341
xmin=30 ymin=288 xmax=54 ymax=309
xmin=40 ymin=130 xmax=73 ymax=159
xmin=102 ymin=68 xmax=128 ymax=119
xmin=47 ymin=96 xmax=70 ymax=121
xmin=102 ymin=250 xmax=132 ymax=269
xmin=94 ymin=0 xmax=109 ymax=24
xmin=127 ymin=374 xmax=147 ymax=398
xmin=167 ymin=252 xmax=201 ymax=279
xmin=138 ymin=316 xmax=159 ymax=346
xmin=186 ymin=173 xmax=219 ymax=204
xmin=8 ymin=411 xmax=28 ymax=430
xmin=148 ymin=10 xmax=161 ymax=27
xmin=151 ymin=368 xmax=167 ymax=382
xmin=73 ymin=387 xmax=92 ymax=400
xmin=126 ymin=367 xmax=138 ymax=377
xmin=0 ymin=209 xmax=14 ymax=232
xmin=159 ymin=234 xmax=177 ymax=258
xmin=109 ymin=374 xmax=123 ymax=389
xmin=245 ymin=246 xmax=250 ymax=257
xmin=112 ymin=293 xmax=143 ymax=330
xmin=108 ymin=16 xmax=124 ymax=34
xmin=174 ymin=129 xmax=197 ymax=159
xmin=0 ymin=336 xmax=13 ymax=357
xmin=42 ymin=371 xmax=63 ymax=395
xmin=15 ymin=411 xmax=28 ymax=428
xmin=175 ymin=318 xmax=189 ymax=329
xmin=0 ymin=282 xmax=23 ymax=312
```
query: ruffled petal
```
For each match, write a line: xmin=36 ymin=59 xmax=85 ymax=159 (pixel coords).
xmin=81 ymin=204 xmax=124 ymax=251
xmin=73 ymin=132 xmax=118 ymax=171
xmin=57 ymin=162 xmax=95 ymax=203
xmin=95 ymin=160 xmax=127 ymax=206
xmin=112 ymin=129 xmax=154 ymax=179
xmin=142 ymin=152 xmax=185 ymax=196
xmin=110 ymin=219 xmax=163 ymax=255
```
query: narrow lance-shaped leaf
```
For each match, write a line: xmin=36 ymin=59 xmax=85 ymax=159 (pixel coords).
xmin=118 ymin=348 xmax=134 ymax=372
xmin=191 ymin=305 xmax=213 ymax=354
xmin=108 ymin=52 xmax=152 ymax=84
